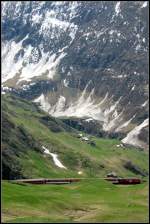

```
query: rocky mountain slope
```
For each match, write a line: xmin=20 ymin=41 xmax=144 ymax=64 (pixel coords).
xmin=2 ymin=1 xmax=149 ymax=149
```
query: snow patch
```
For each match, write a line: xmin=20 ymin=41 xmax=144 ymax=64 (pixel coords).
xmin=85 ymin=118 xmax=94 ymax=122
xmin=63 ymin=79 xmax=69 ymax=87
xmin=141 ymin=2 xmax=148 ymax=8
xmin=103 ymin=110 xmax=124 ymax=132
xmin=121 ymin=118 xmax=149 ymax=148
xmin=21 ymin=82 xmax=36 ymax=91
xmin=42 ymin=146 xmax=67 ymax=169
xmin=31 ymin=13 xmax=42 ymax=24
xmin=115 ymin=2 xmax=121 ymax=16
xmin=2 ymin=36 xmax=67 ymax=84
xmin=112 ymin=110 xmax=118 ymax=118
xmin=49 ymin=96 xmax=66 ymax=116
xmin=33 ymin=85 xmax=123 ymax=132
xmin=19 ymin=51 xmax=54 ymax=82
xmin=142 ymin=38 xmax=146 ymax=43
xmin=33 ymin=94 xmax=51 ymax=112
xmin=2 ymin=39 xmax=24 ymax=83
xmin=39 ymin=9 xmax=78 ymax=42
xmin=135 ymin=44 xmax=141 ymax=51
xmin=115 ymin=115 xmax=136 ymax=132
xmin=131 ymin=85 xmax=136 ymax=91
xmin=1 ymin=85 xmax=12 ymax=94
xmin=142 ymin=100 xmax=148 ymax=107
xmin=18 ymin=49 xmax=66 ymax=83
xmin=111 ymin=75 xmax=127 ymax=79
xmin=40 ymin=12 xmax=70 ymax=33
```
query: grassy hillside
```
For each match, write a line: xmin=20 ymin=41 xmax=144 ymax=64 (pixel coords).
xmin=2 ymin=93 xmax=149 ymax=179
xmin=2 ymin=179 xmax=149 ymax=223
xmin=2 ymin=93 xmax=149 ymax=223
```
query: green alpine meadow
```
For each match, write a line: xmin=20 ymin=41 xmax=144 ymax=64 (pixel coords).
xmin=2 ymin=179 xmax=148 ymax=223
xmin=2 ymin=94 xmax=149 ymax=223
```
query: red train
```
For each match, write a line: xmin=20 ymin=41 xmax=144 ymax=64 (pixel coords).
xmin=105 ymin=177 xmax=141 ymax=185
xmin=14 ymin=178 xmax=81 ymax=185
xmin=13 ymin=177 xmax=142 ymax=185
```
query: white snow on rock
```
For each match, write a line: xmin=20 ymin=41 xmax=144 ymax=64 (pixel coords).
xmin=63 ymin=79 xmax=69 ymax=87
xmin=18 ymin=50 xmax=66 ymax=83
xmin=115 ymin=2 xmax=121 ymax=16
xmin=39 ymin=13 xmax=70 ymax=34
xmin=34 ymin=94 xmax=51 ymax=112
xmin=141 ymin=1 xmax=148 ymax=8
xmin=31 ymin=12 xmax=42 ymax=24
xmin=21 ymin=82 xmax=36 ymax=91
xmin=135 ymin=44 xmax=141 ymax=51
xmin=69 ymin=24 xmax=78 ymax=42
xmin=131 ymin=85 xmax=136 ymax=91
xmin=111 ymin=74 xmax=127 ymax=79
xmin=2 ymin=39 xmax=24 ymax=83
xmin=115 ymin=114 xmax=136 ymax=132
xmin=33 ymin=84 xmax=135 ymax=133
xmin=85 ymin=118 xmax=94 ymax=122
xmin=2 ymin=38 xmax=67 ymax=84
xmin=103 ymin=109 xmax=124 ymax=132
xmin=142 ymin=38 xmax=146 ymax=43
xmin=121 ymin=118 xmax=149 ymax=148
xmin=48 ymin=96 xmax=66 ymax=116
xmin=104 ymin=97 xmax=121 ymax=117
xmin=42 ymin=146 xmax=67 ymax=169
xmin=142 ymin=100 xmax=148 ymax=107
xmin=2 ymin=86 xmax=11 ymax=91
xmin=38 ymin=7 xmax=78 ymax=42
xmin=1 ymin=85 xmax=12 ymax=94
xmin=112 ymin=110 xmax=118 ymax=118
xmin=33 ymin=83 xmax=144 ymax=136
xmin=50 ymin=86 xmax=106 ymax=121
xmin=51 ymin=2 xmax=65 ymax=7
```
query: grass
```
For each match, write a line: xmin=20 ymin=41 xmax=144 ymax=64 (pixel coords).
xmin=1 ymin=94 xmax=149 ymax=222
xmin=2 ymin=179 xmax=149 ymax=223
xmin=2 ymin=94 xmax=149 ymax=179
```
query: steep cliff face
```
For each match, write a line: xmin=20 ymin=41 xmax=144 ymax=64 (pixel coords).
xmin=2 ymin=1 xmax=149 ymax=148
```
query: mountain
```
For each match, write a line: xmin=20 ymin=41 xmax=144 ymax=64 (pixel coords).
xmin=2 ymin=94 xmax=148 ymax=180
xmin=2 ymin=1 xmax=149 ymax=149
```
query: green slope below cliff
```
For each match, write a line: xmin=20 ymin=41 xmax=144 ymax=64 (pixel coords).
xmin=2 ymin=93 xmax=149 ymax=180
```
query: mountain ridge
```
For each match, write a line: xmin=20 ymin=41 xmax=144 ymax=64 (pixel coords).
xmin=2 ymin=1 xmax=149 ymax=148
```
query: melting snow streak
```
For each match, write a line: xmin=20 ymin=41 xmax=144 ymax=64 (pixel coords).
xmin=42 ymin=146 xmax=67 ymax=169
xmin=115 ymin=2 xmax=121 ymax=16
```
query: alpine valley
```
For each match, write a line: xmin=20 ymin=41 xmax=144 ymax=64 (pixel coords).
xmin=1 ymin=1 xmax=149 ymax=223
xmin=2 ymin=1 xmax=149 ymax=149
